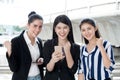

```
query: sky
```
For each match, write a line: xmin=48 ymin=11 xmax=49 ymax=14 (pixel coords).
xmin=0 ymin=0 xmax=67 ymax=26
xmin=0 ymin=0 xmax=112 ymax=26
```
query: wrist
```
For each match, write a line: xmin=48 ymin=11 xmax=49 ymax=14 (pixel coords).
xmin=50 ymin=58 xmax=56 ymax=64
xmin=98 ymin=45 xmax=104 ymax=50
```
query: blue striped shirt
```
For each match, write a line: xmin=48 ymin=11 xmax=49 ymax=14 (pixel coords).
xmin=78 ymin=40 xmax=115 ymax=80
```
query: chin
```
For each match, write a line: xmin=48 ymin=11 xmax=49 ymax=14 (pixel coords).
xmin=33 ymin=35 xmax=37 ymax=38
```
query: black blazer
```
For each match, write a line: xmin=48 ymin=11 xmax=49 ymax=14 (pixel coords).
xmin=6 ymin=31 xmax=44 ymax=80
xmin=43 ymin=38 xmax=80 ymax=80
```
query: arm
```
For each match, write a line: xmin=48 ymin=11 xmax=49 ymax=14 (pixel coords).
xmin=65 ymin=43 xmax=80 ymax=74
xmin=105 ymin=42 xmax=115 ymax=71
xmin=43 ymin=40 xmax=64 ymax=72
xmin=78 ymin=46 xmax=85 ymax=80
xmin=5 ymin=38 xmax=20 ymax=72
xmin=64 ymin=50 xmax=74 ymax=69
xmin=97 ymin=38 xmax=115 ymax=69
xmin=46 ymin=51 xmax=62 ymax=71
xmin=98 ymin=45 xmax=111 ymax=68
xmin=64 ymin=42 xmax=74 ymax=68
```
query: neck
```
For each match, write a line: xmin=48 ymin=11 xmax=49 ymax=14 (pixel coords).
xmin=58 ymin=38 xmax=68 ymax=46
xmin=88 ymin=37 xmax=97 ymax=45
xmin=27 ymin=31 xmax=35 ymax=45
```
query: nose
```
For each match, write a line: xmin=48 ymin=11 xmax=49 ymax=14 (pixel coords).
xmin=85 ymin=30 xmax=89 ymax=34
xmin=60 ymin=28 xmax=64 ymax=33
xmin=36 ymin=27 xmax=41 ymax=33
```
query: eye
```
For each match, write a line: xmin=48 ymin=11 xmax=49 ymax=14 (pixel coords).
xmin=38 ymin=26 xmax=42 ymax=29
xmin=64 ymin=26 xmax=68 ymax=29
xmin=87 ymin=27 xmax=91 ymax=30
xmin=56 ymin=26 xmax=61 ymax=29
xmin=33 ymin=24 xmax=38 ymax=27
xmin=81 ymin=29 xmax=85 ymax=32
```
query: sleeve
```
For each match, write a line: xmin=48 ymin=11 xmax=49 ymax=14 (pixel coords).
xmin=77 ymin=46 xmax=84 ymax=74
xmin=68 ymin=44 xmax=80 ymax=74
xmin=105 ymin=41 xmax=115 ymax=72
xmin=6 ymin=37 xmax=20 ymax=72
xmin=43 ymin=40 xmax=53 ymax=66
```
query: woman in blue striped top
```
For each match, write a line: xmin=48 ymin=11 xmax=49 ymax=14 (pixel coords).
xmin=78 ymin=18 xmax=115 ymax=80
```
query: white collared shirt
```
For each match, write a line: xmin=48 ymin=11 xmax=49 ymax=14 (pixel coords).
xmin=24 ymin=30 xmax=40 ymax=76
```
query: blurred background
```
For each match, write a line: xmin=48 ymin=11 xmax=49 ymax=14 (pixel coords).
xmin=0 ymin=0 xmax=120 ymax=80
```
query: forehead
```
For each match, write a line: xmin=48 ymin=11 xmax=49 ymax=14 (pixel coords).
xmin=81 ymin=23 xmax=94 ymax=29
xmin=56 ymin=22 xmax=68 ymax=27
xmin=31 ymin=19 xmax=43 ymax=24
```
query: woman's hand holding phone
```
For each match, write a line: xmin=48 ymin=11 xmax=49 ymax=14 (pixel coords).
xmin=36 ymin=57 xmax=44 ymax=65
xmin=50 ymin=46 xmax=65 ymax=63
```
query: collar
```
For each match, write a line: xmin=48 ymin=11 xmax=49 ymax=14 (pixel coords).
xmin=23 ymin=30 xmax=39 ymax=45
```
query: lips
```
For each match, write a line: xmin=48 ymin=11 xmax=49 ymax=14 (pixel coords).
xmin=84 ymin=34 xmax=91 ymax=39
xmin=59 ymin=33 xmax=66 ymax=37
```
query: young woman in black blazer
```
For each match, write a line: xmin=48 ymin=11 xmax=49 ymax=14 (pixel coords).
xmin=4 ymin=11 xmax=44 ymax=80
xmin=43 ymin=15 xmax=80 ymax=80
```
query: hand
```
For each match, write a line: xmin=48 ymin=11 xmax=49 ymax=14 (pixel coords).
xmin=51 ymin=51 xmax=65 ymax=63
xmin=63 ymin=41 xmax=71 ymax=54
xmin=36 ymin=58 xmax=44 ymax=65
xmin=4 ymin=41 xmax=12 ymax=56
xmin=96 ymin=37 xmax=103 ymax=48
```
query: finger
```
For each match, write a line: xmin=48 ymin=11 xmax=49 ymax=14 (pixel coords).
xmin=37 ymin=58 xmax=44 ymax=63
xmin=61 ymin=55 xmax=65 ymax=59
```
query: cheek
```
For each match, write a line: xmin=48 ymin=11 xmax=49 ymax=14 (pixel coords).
xmin=28 ymin=25 xmax=33 ymax=30
xmin=64 ymin=28 xmax=69 ymax=33
xmin=90 ymin=30 xmax=95 ymax=35
xmin=81 ymin=31 xmax=85 ymax=36
xmin=55 ymin=28 xmax=57 ymax=33
xmin=66 ymin=31 xmax=70 ymax=36
xmin=55 ymin=28 xmax=60 ymax=34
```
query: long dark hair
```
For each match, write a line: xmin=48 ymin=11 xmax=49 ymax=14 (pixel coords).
xmin=52 ymin=14 xmax=74 ymax=43
xmin=79 ymin=18 xmax=101 ymax=44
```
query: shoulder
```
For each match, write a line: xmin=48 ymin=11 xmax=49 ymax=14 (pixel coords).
xmin=37 ymin=37 xmax=42 ymax=42
xmin=71 ymin=43 xmax=80 ymax=52
xmin=43 ymin=39 xmax=55 ymax=52
xmin=44 ymin=39 xmax=53 ymax=45
xmin=103 ymin=40 xmax=111 ymax=45
xmin=11 ymin=35 xmax=21 ymax=43
xmin=103 ymin=40 xmax=111 ymax=49
xmin=11 ymin=31 xmax=24 ymax=43
xmin=37 ymin=37 xmax=42 ymax=44
xmin=72 ymin=43 xmax=80 ymax=48
xmin=44 ymin=38 xmax=58 ymax=45
xmin=43 ymin=39 xmax=55 ymax=48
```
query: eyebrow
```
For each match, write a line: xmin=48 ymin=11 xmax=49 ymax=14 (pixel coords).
xmin=33 ymin=24 xmax=38 ymax=26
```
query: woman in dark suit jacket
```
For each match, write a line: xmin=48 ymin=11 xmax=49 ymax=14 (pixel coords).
xmin=43 ymin=15 xmax=80 ymax=80
xmin=4 ymin=11 xmax=44 ymax=80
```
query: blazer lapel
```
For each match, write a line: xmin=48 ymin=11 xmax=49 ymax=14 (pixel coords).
xmin=37 ymin=39 xmax=43 ymax=57
xmin=19 ymin=31 xmax=32 ymax=61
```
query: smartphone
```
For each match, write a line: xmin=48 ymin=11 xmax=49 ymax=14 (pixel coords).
xmin=54 ymin=46 xmax=62 ymax=53
xmin=54 ymin=46 xmax=65 ymax=56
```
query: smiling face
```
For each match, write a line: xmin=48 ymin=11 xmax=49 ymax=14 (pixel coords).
xmin=80 ymin=23 xmax=97 ymax=41
xmin=55 ymin=22 xmax=70 ymax=40
xmin=27 ymin=19 xmax=43 ymax=38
